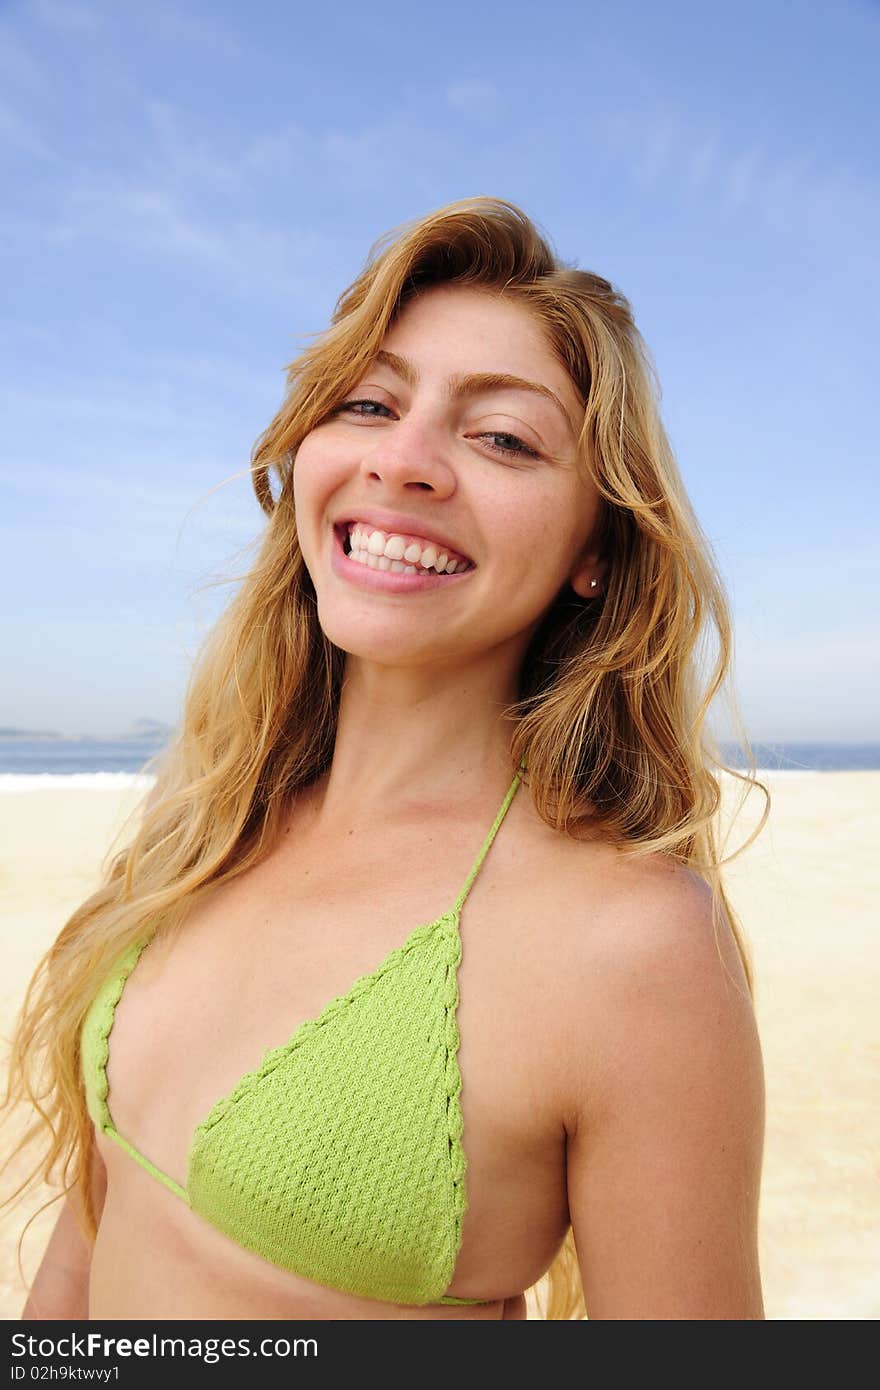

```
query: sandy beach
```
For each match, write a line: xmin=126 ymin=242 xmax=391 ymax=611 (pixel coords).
xmin=1 ymin=771 xmax=877 ymax=1320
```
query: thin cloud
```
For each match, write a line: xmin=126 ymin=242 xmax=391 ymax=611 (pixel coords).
xmin=0 ymin=482 xmax=263 ymax=578
xmin=144 ymin=99 xmax=251 ymax=194
xmin=736 ymin=625 xmax=880 ymax=742
xmin=148 ymin=3 xmax=247 ymax=61
xmin=22 ymin=172 xmax=328 ymax=298
xmin=241 ymin=123 xmax=311 ymax=176
xmin=688 ymin=128 xmax=721 ymax=189
xmin=0 ymin=97 xmax=52 ymax=158
xmin=27 ymin=0 xmax=100 ymax=33
xmin=0 ymin=25 xmax=51 ymax=96
xmin=51 ymin=180 xmax=230 ymax=261
xmin=723 ymin=143 xmax=766 ymax=210
xmin=445 ymin=80 xmax=502 ymax=118
xmin=632 ymin=106 xmax=681 ymax=188
xmin=1 ymin=381 xmax=196 ymax=432
xmin=592 ymin=93 xmax=877 ymax=265
xmin=5 ymin=458 xmax=236 ymax=512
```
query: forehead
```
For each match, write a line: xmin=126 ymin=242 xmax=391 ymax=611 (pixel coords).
xmin=380 ymin=284 xmax=585 ymax=415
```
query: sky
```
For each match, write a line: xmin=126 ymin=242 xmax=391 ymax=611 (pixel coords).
xmin=1 ymin=0 xmax=877 ymax=741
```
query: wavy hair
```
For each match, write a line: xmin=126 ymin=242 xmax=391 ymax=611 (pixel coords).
xmin=2 ymin=195 xmax=768 ymax=1321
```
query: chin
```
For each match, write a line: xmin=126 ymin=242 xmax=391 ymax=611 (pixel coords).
xmin=312 ymin=606 xmax=444 ymax=666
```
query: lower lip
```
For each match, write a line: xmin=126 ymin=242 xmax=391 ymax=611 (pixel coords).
xmin=330 ymin=525 xmax=476 ymax=594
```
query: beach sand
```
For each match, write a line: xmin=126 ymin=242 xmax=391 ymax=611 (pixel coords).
xmin=1 ymin=772 xmax=877 ymax=1320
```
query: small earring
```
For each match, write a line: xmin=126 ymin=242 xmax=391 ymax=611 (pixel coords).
xmin=589 ymin=580 xmax=597 ymax=588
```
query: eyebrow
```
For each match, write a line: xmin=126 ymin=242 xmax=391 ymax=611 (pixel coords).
xmin=371 ymin=348 xmax=578 ymax=438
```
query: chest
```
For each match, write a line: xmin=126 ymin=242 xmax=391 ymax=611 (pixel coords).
xmin=96 ymin=809 xmax=586 ymax=1300
xmin=109 ymin=826 xmax=557 ymax=1153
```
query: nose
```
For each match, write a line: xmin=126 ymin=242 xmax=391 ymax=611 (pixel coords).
xmin=357 ymin=409 xmax=457 ymax=495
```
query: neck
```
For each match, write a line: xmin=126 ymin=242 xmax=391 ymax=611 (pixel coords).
xmin=308 ymin=650 xmax=523 ymax=830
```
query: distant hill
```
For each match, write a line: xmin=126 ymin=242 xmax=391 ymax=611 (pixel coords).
xmin=115 ymin=718 xmax=176 ymax=742
xmin=0 ymin=726 xmax=63 ymax=740
xmin=0 ymin=718 xmax=176 ymax=743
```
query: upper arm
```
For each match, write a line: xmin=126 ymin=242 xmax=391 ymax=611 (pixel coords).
xmin=22 ymin=1138 xmax=107 ymax=1319
xmin=564 ymin=863 xmax=766 ymax=1320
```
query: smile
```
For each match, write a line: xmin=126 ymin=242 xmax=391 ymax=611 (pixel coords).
xmin=343 ymin=522 xmax=473 ymax=574
xmin=330 ymin=523 xmax=476 ymax=594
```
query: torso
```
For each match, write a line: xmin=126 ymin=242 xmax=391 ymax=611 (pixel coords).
xmin=88 ymin=773 xmax=630 ymax=1320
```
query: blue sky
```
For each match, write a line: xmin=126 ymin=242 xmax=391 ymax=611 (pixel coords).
xmin=1 ymin=0 xmax=877 ymax=741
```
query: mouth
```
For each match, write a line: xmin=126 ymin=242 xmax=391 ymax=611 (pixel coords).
xmin=330 ymin=521 xmax=476 ymax=593
xmin=334 ymin=521 xmax=475 ymax=573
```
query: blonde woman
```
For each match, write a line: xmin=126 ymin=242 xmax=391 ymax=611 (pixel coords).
xmin=4 ymin=196 xmax=767 ymax=1321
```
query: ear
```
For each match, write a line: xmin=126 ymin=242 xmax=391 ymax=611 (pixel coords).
xmin=569 ymin=548 xmax=608 ymax=599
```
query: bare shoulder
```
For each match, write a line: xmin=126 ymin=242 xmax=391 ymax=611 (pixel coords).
xmin=550 ymin=843 xmax=761 ymax=1125
xmin=544 ymin=842 xmax=766 ymax=1318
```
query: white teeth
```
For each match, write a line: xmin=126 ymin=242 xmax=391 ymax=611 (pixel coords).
xmin=352 ymin=548 xmax=453 ymax=577
xmin=346 ymin=522 xmax=471 ymax=573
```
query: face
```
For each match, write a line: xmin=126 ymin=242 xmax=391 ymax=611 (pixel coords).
xmin=293 ymin=283 xmax=604 ymax=681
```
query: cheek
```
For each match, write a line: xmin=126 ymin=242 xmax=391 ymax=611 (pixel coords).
xmin=290 ymin=450 xmax=329 ymax=579
xmin=482 ymin=538 xmax=566 ymax=636
xmin=499 ymin=504 xmax=575 ymax=584
xmin=291 ymin=438 xmax=344 ymax=531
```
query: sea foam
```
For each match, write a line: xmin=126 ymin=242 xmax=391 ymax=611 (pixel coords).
xmin=0 ymin=773 xmax=158 ymax=793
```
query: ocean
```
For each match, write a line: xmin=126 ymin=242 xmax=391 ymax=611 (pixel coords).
xmin=720 ymin=741 xmax=880 ymax=772
xmin=0 ymin=737 xmax=168 ymax=789
xmin=0 ymin=737 xmax=878 ymax=790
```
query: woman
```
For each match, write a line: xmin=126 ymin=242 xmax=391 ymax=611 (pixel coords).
xmin=3 ymin=196 xmax=768 ymax=1320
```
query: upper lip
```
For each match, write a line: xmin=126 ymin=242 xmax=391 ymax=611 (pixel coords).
xmin=333 ymin=509 xmax=474 ymax=564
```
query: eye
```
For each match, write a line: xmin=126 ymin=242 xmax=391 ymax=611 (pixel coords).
xmin=333 ymin=399 xmax=391 ymax=420
xmin=479 ymin=430 xmax=540 ymax=460
xmin=331 ymin=399 xmax=541 ymax=461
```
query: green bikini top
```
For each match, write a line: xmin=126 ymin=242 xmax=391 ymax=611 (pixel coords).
xmin=80 ymin=763 xmax=525 ymax=1309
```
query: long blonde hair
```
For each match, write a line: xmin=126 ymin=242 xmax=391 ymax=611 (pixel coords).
xmin=2 ymin=195 xmax=768 ymax=1321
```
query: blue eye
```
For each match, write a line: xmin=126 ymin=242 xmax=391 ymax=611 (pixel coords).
xmin=480 ymin=431 xmax=539 ymax=460
xmin=335 ymin=399 xmax=389 ymax=420
xmin=333 ymin=399 xmax=540 ymax=461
